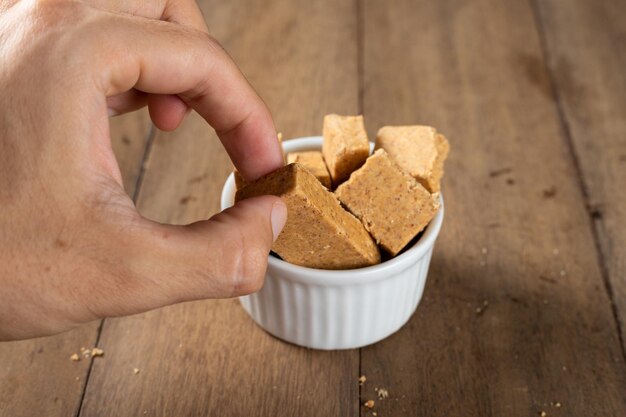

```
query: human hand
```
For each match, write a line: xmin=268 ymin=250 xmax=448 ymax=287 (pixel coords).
xmin=0 ymin=0 xmax=287 ymax=340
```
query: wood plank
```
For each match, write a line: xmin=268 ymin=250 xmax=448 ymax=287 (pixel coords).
xmin=359 ymin=0 xmax=626 ymax=416
xmin=0 ymin=326 xmax=97 ymax=417
xmin=78 ymin=1 xmax=360 ymax=416
xmin=0 ymin=110 xmax=151 ymax=417
xmin=533 ymin=0 xmax=626 ymax=355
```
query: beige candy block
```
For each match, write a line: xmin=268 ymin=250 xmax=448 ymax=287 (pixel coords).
xmin=286 ymin=151 xmax=331 ymax=188
xmin=375 ymin=125 xmax=449 ymax=192
xmin=236 ymin=163 xmax=380 ymax=270
xmin=335 ymin=149 xmax=440 ymax=256
xmin=322 ymin=114 xmax=370 ymax=187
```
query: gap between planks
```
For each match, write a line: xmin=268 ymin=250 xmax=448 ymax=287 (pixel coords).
xmin=74 ymin=122 xmax=158 ymax=417
xmin=528 ymin=0 xmax=626 ymax=365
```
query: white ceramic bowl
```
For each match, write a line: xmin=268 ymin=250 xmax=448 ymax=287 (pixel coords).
xmin=220 ymin=136 xmax=444 ymax=350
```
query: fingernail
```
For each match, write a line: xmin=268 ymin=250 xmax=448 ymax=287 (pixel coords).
xmin=270 ymin=201 xmax=287 ymax=242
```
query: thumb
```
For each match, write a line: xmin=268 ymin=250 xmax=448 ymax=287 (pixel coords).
xmin=97 ymin=196 xmax=287 ymax=318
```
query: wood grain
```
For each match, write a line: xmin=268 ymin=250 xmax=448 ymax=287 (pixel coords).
xmin=0 ymin=326 xmax=98 ymax=417
xmin=533 ymin=0 xmax=626 ymax=355
xmin=359 ymin=0 xmax=626 ymax=416
xmin=0 ymin=109 xmax=151 ymax=417
xmin=6 ymin=1 xmax=625 ymax=416
xmin=78 ymin=1 xmax=360 ymax=416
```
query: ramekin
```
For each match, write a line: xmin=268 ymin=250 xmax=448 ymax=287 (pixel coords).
xmin=220 ymin=136 xmax=444 ymax=350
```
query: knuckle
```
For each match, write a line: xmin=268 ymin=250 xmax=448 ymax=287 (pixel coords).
xmin=179 ymin=32 xmax=226 ymax=100
xmin=198 ymin=31 xmax=224 ymax=54
xmin=84 ymin=178 xmax=139 ymax=224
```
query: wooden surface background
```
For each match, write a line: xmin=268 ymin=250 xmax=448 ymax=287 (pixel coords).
xmin=1 ymin=0 xmax=625 ymax=416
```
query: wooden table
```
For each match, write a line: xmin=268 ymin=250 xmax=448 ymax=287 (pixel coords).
xmin=2 ymin=0 xmax=625 ymax=415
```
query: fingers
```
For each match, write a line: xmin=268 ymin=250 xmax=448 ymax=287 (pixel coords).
xmin=107 ymin=89 xmax=190 ymax=130
xmin=147 ymin=94 xmax=189 ymax=131
xmin=97 ymin=196 xmax=287 ymax=318
xmin=76 ymin=7 xmax=288 ymax=318
xmin=109 ymin=91 xmax=189 ymax=129
xmin=90 ymin=11 xmax=283 ymax=181
xmin=170 ymin=196 xmax=286 ymax=299
xmin=93 ymin=0 xmax=206 ymax=124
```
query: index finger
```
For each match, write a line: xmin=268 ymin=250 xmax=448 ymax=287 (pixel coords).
xmin=92 ymin=11 xmax=283 ymax=181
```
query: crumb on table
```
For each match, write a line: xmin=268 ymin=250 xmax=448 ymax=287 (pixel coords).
xmin=91 ymin=348 xmax=104 ymax=357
